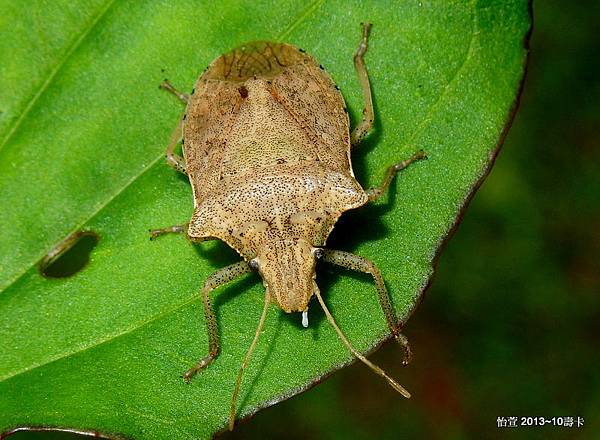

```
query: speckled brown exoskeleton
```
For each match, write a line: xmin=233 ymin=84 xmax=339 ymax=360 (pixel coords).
xmin=150 ymin=23 xmax=426 ymax=430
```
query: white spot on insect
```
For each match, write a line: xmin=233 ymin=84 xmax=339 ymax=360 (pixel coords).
xmin=249 ymin=258 xmax=259 ymax=270
xmin=302 ymin=310 xmax=309 ymax=328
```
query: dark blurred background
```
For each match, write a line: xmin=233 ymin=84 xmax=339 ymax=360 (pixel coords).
xmin=12 ymin=1 xmax=599 ymax=439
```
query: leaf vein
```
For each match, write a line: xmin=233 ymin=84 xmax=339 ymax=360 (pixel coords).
xmin=0 ymin=0 xmax=118 ymax=154
xmin=0 ymin=287 xmax=200 ymax=382
xmin=401 ymin=0 xmax=479 ymax=151
xmin=277 ymin=0 xmax=325 ymax=41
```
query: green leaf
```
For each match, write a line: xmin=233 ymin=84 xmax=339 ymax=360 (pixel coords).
xmin=0 ymin=0 xmax=530 ymax=438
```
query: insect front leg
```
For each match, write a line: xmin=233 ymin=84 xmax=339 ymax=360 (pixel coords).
xmin=319 ymin=249 xmax=412 ymax=364
xmin=367 ymin=150 xmax=427 ymax=202
xmin=350 ymin=22 xmax=374 ymax=146
xmin=160 ymin=80 xmax=189 ymax=174
xmin=160 ymin=79 xmax=189 ymax=104
xmin=161 ymin=113 xmax=188 ymax=175
xmin=183 ymin=261 xmax=253 ymax=383
xmin=148 ymin=223 xmax=189 ymax=240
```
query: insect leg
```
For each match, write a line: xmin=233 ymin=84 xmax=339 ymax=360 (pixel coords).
xmin=148 ymin=223 xmax=189 ymax=240
xmin=320 ymin=249 xmax=412 ymax=364
xmin=160 ymin=79 xmax=189 ymax=104
xmin=367 ymin=150 xmax=427 ymax=202
xmin=163 ymin=114 xmax=187 ymax=175
xmin=183 ymin=261 xmax=253 ymax=383
xmin=350 ymin=22 xmax=374 ymax=146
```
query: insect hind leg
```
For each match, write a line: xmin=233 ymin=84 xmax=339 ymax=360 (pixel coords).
xmin=350 ymin=22 xmax=375 ymax=146
xmin=367 ymin=150 xmax=427 ymax=202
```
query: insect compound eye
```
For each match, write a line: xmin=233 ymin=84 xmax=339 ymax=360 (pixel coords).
xmin=249 ymin=258 xmax=259 ymax=270
xmin=313 ymin=248 xmax=324 ymax=259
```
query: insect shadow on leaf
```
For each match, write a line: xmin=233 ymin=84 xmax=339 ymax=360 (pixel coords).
xmin=39 ymin=231 xmax=100 ymax=279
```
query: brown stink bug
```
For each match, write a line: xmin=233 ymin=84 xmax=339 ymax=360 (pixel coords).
xmin=150 ymin=23 xmax=426 ymax=430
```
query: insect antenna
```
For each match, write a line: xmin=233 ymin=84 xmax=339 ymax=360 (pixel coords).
xmin=314 ymin=289 xmax=411 ymax=398
xmin=229 ymin=289 xmax=271 ymax=431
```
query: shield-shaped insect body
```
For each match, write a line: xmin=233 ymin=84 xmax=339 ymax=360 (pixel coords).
xmin=151 ymin=23 xmax=426 ymax=430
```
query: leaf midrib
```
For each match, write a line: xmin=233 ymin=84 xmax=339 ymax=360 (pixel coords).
xmin=0 ymin=285 xmax=199 ymax=382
